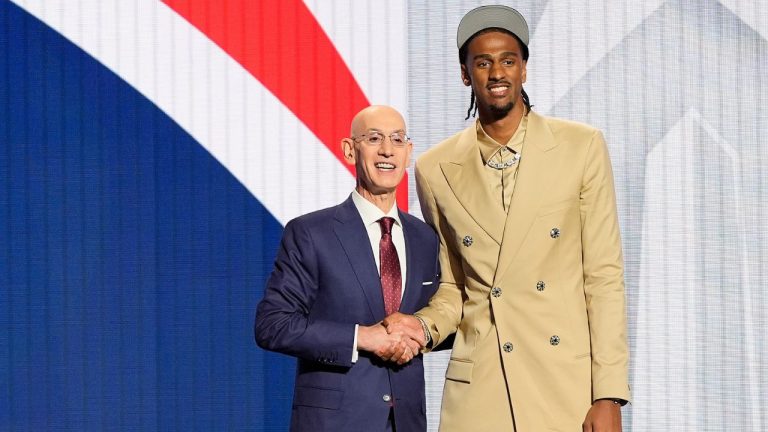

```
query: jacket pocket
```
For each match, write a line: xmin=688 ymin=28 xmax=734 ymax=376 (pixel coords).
xmin=293 ymin=386 xmax=344 ymax=410
xmin=445 ymin=358 xmax=474 ymax=384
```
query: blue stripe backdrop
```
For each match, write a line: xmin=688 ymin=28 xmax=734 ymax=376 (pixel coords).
xmin=1 ymin=2 xmax=293 ymax=430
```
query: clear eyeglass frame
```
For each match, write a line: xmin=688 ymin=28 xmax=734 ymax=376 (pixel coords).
xmin=352 ymin=131 xmax=410 ymax=147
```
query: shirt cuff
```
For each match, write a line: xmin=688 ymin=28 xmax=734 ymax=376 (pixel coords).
xmin=352 ymin=324 xmax=359 ymax=363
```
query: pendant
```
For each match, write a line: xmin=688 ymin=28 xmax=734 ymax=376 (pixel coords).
xmin=487 ymin=152 xmax=520 ymax=170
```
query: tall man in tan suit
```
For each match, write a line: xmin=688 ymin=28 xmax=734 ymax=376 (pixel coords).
xmin=384 ymin=5 xmax=630 ymax=432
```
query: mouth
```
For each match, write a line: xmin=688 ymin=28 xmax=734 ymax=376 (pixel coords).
xmin=488 ymin=84 xmax=510 ymax=97
xmin=375 ymin=162 xmax=396 ymax=172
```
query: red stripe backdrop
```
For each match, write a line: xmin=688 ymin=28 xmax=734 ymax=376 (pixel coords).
xmin=164 ymin=0 xmax=409 ymax=209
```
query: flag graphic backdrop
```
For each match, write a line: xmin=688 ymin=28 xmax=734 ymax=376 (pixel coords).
xmin=2 ymin=1 xmax=767 ymax=431
xmin=2 ymin=0 xmax=406 ymax=430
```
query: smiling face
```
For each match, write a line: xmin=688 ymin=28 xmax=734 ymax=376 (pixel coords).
xmin=341 ymin=106 xmax=412 ymax=205
xmin=461 ymin=30 xmax=527 ymax=120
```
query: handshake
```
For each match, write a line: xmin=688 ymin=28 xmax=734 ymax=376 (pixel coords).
xmin=358 ymin=312 xmax=428 ymax=365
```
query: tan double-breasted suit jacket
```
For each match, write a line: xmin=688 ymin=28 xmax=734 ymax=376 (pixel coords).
xmin=415 ymin=111 xmax=630 ymax=431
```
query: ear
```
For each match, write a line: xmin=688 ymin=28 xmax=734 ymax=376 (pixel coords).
xmin=521 ymin=60 xmax=527 ymax=83
xmin=460 ymin=64 xmax=471 ymax=86
xmin=341 ymin=138 xmax=356 ymax=165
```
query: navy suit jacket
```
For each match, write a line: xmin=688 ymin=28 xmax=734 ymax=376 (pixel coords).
xmin=255 ymin=196 xmax=440 ymax=432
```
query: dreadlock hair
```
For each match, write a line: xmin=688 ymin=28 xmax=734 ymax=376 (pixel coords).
xmin=459 ymin=28 xmax=532 ymax=120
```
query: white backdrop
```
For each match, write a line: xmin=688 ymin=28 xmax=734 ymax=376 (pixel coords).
xmin=408 ymin=1 xmax=768 ymax=430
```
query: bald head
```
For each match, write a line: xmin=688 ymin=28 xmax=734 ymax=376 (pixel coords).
xmin=350 ymin=105 xmax=406 ymax=137
xmin=341 ymin=105 xmax=412 ymax=212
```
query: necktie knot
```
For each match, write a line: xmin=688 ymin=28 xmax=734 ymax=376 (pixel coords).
xmin=378 ymin=217 xmax=395 ymax=236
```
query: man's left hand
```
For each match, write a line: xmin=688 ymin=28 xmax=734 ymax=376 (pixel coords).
xmin=582 ymin=399 xmax=622 ymax=432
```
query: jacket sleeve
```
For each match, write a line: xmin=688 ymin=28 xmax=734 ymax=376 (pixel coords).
xmin=254 ymin=219 xmax=355 ymax=367
xmin=580 ymin=131 xmax=631 ymax=402
xmin=413 ymin=162 xmax=463 ymax=349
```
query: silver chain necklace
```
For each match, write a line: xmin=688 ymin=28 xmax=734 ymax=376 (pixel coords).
xmin=486 ymin=150 xmax=521 ymax=170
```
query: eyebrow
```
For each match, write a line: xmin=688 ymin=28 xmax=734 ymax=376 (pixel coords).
xmin=472 ymin=51 xmax=520 ymax=61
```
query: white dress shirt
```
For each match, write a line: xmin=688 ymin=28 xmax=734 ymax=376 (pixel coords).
xmin=350 ymin=190 xmax=407 ymax=362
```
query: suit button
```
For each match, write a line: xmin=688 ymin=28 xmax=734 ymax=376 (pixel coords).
xmin=503 ymin=342 xmax=513 ymax=352
xmin=383 ymin=394 xmax=392 ymax=402
xmin=462 ymin=235 xmax=473 ymax=247
xmin=550 ymin=228 xmax=560 ymax=238
xmin=550 ymin=335 xmax=560 ymax=346
xmin=536 ymin=281 xmax=545 ymax=291
xmin=491 ymin=287 xmax=502 ymax=298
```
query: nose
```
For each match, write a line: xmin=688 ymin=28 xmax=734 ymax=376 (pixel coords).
xmin=378 ymin=137 xmax=395 ymax=156
xmin=489 ymin=61 xmax=504 ymax=80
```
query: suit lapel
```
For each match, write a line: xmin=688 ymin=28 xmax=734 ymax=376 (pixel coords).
xmin=398 ymin=213 xmax=421 ymax=314
xmin=333 ymin=197 xmax=385 ymax=319
xmin=440 ymin=126 xmax=506 ymax=244
xmin=494 ymin=112 xmax=558 ymax=284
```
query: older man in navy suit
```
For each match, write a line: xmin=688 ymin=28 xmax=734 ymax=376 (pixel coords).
xmin=255 ymin=105 xmax=440 ymax=432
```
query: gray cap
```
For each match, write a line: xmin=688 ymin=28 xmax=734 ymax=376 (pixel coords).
xmin=456 ymin=5 xmax=529 ymax=49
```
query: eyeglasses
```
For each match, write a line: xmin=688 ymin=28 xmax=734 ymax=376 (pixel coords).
xmin=352 ymin=131 xmax=410 ymax=147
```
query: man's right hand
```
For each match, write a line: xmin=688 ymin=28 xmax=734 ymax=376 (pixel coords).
xmin=357 ymin=323 xmax=420 ymax=365
xmin=382 ymin=312 xmax=427 ymax=347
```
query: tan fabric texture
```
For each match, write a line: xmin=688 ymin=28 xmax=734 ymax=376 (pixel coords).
xmin=414 ymin=111 xmax=630 ymax=432
xmin=476 ymin=115 xmax=526 ymax=211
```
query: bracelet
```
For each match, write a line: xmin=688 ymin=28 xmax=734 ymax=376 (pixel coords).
xmin=415 ymin=316 xmax=432 ymax=346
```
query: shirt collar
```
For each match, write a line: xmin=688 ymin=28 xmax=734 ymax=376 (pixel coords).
xmin=351 ymin=190 xmax=401 ymax=228
xmin=476 ymin=113 xmax=528 ymax=164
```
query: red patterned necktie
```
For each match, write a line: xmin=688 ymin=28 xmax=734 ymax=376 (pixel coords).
xmin=378 ymin=217 xmax=402 ymax=315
